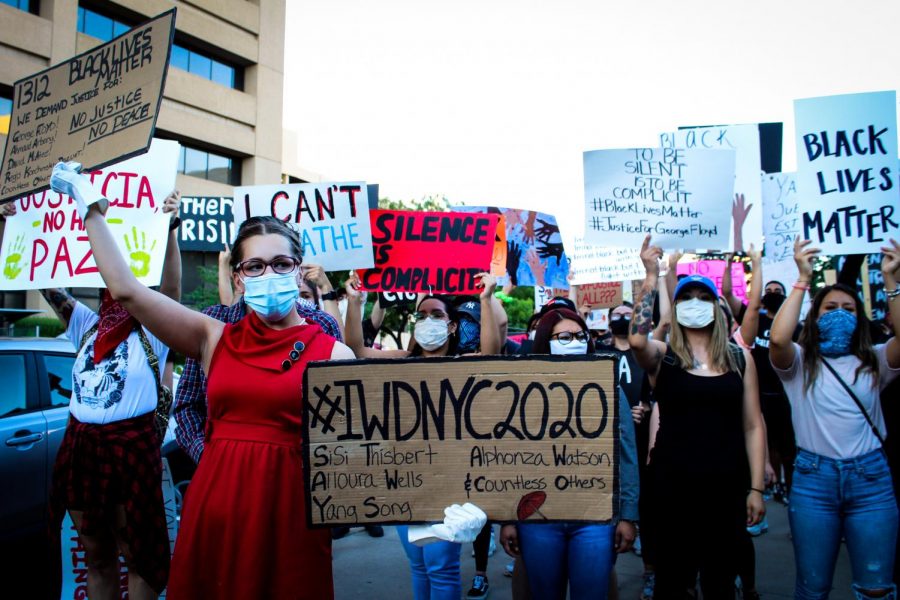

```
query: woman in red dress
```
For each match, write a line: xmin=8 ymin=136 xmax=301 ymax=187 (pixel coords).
xmin=53 ymin=159 xmax=355 ymax=599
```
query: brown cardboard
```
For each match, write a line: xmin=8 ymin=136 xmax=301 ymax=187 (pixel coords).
xmin=576 ymin=281 xmax=624 ymax=309
xmin=302 ymin=354 xmax=618 ymax=527
xmin=0 ymin=10 xmax=176 ymax=203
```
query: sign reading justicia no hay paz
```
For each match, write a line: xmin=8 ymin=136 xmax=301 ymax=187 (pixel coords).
xmin=302 ymin=355 xmax=619 ymax=526
xmin=583 ymin=148 xmax=736 ymax=250
xmin=0 ymin=10 xmax=176 ymax=203
xmin=794 ymin=90 xmax=899 ymax=254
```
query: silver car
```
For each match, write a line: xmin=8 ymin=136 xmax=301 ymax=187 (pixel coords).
xmin=0 ymin=337 xmax=75 ymax=541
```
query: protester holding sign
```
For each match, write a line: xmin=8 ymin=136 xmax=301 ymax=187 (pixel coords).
xmin=769 ymin=237 xmax=900 ymax=600
xmin=629 ymin=234 xmax=766 ymax=598
xmin=50 ymin=160 xmax=356 ymax=599
xmin=25 ymin=189 xmax=181 ymax=599
xmin=499 ymin=307 xmax=639 ymax=600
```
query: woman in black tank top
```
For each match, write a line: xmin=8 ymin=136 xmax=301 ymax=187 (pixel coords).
xmin=628 ymin=235 xmax=766 ymax=599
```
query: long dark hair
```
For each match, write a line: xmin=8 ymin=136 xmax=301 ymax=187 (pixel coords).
xmin=531 ymin=308 xmax=595 ymax=354
xmin=798 ymin=283 xmax=878 ymax=391
xmin=411 ymin=295 xmax=460 ymax=357
xmin=230 ymin=216 xmax=304 ymax=270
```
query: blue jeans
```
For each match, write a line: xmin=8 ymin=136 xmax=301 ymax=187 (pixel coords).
xmin=790 ymin=448 xmax=898 ymax=599
xmin=518 ymin=522 xmax=616 ymax=600
xmin=396 ymin=526 xmax=461 ymax=600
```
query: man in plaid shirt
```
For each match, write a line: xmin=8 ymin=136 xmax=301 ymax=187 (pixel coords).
xmin=173 ymin=299 xmax=343 ymax=463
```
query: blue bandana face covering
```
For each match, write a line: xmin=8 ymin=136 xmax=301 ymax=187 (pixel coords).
xmin=817 ymin=309 xmax=856 ymax=357
xmin=457 ymin=317 xmax=481 ymax=354
xmin=243 ymin=271 xmax=299 ymax=322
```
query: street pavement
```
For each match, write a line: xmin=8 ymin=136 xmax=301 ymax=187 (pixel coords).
xmin=333 ymin=501 xmax=854 ymax=599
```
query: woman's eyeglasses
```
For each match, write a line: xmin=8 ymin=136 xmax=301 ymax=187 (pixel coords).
xmin=236 ymin=256 xmax=301 ymax=278
xmin=550 ymin=331 xmax=588 ymax=344
xmin=413 ymin=310 xmax=448 ymax=322
xmin=281 ymin=341 xmax=306 ymax=371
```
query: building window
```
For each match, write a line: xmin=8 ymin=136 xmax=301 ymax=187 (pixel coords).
xmin=178 ymin=145 xmax=240 ymax=185
xmin=1 ymin=0 xmax=38 ymax=14
xmin=77 ymin=5 xmax=242 ymax=90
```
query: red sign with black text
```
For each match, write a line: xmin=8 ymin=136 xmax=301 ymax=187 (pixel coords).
xmin=357 ymin=209 xmax=499 ymax=294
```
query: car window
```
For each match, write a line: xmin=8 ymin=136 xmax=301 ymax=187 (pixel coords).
xmin=42 ymin=354 xmax=75 ymax=408
xmin=0 ymin=354 xmax=27 ymax=418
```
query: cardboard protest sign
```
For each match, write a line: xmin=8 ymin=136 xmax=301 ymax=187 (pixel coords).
xmin=576 ymin=282 xmax=623 ymax=309
xmin=761 ymin=172 xmax=799 ymax=264
xmin=357 ymin=210 xmax=499 ymax=294
xmin=0 ymin=10 xmax=176 ymax=203
xmin=232 ymin=182 xmax=374 ymax=271
xmin=178 ymin=196 xmax=234 ymax=251
xmin=302 ymin=355 xmax=619 ymax=525
xmin=794 ymin=91 xmax=899 ymax=254
xmin=677 ymin=260 xmax=747 ymax=303
xmin=378 ymin=290 xmax=418 ymax=310
xmin=585 ymin=308 xmax=609 ymax=331
xmin=59 ymin=458 xmax=177 ymax=599
xmin=0 ymin=138 xmax=178 ymax=290
xmin=456 ymin=206 xmax=570 ymax=288
xmin=660 ymin=124 xmax=764 ymax=251
xmin=566 ymin=235 xmax=644 ymax=285
xmin=534 ymin=285 xmax=569 ymax=311
xmin=583 ymin=148 xmax=736 ymax=250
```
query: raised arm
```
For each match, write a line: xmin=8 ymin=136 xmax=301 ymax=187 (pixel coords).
xmin=217 ymin=244 xmax=235 ymax=306
xmin=881 ymin=239 xmax=900 ymax=368
xmin=769 ymin=238 xmax=818 ymax=370
xmin=738 ymin=245 xmax=763 ymax=348
xmin=39 ymin=288 xmax=77 ymax=329
xmin=477 ymin=273 xmax=500 ymax=355
xmin=629 ymin=235 xmax=667 ymax=378
xmin=652 ymin=260 xmax=672 ymax=341
xmin=51 ymin=164 xmax=221 ymax=365
xmin=158 ymin=191 xmax=182 ymax=302
xmin=742 ymin=349 xmax=766 ymax=525
xmin=721 ymin=253 xmax=745 ymax=318
xmin=305 ymin=264 xmax=344 ymax=339
xmin=664 ymin=250 xmax=682 ymax=307
xmin=343 ymin=271 xmax=406 ymax=358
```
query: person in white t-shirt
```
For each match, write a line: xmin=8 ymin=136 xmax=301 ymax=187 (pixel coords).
xmin=769 ymin=237 xmax=900 ymax=600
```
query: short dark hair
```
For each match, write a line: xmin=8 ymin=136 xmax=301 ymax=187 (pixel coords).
xmin=230 ymin=216 xmax=303 ymax=270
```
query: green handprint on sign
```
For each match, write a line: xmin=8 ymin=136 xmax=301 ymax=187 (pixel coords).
xmin=3 ymin=234 xmax=28 ymax=280
xmin=123 ymin=226 xmax=157 ymax=278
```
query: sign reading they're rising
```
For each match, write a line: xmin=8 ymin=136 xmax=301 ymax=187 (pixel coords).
xmin=302 ymin=355 xmax=618 ymax=526
xmin=0 ymin=10 xmax=176 ymax=203
xmin=357 ymin=210 xmax=499 ymax=294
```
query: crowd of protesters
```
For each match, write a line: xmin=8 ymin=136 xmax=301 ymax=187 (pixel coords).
xmin=2 ymin=166 xmax=900 ymax=600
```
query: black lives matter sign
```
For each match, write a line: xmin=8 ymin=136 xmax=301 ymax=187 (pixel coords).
xmin=0 ymin=10 xmax=175 ymax=202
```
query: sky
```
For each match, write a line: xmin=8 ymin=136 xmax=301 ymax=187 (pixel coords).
xmin=283 ymin=0 xmax=900 ymax=236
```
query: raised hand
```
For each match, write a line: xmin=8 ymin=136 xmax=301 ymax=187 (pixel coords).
xmin=0 ymin=202 xmax=17 ymax=218
xmin=639 ymin=234 xmax=663 ymax=277
xmin=881 ymin=238 xmax=900 ymax=282
xmin=162 ymin=190 xmax=181 ymax=222
xmin=476 ymin=272 xmax=497 ymax=299
xmin=303 ymin=263 xmax=331 ymax=291
xmin=732 ymin=193 xmax=753 ymax=252
xmin=344 ymin=270 xmax=363 ymax=302
xmin=793 ymin=238 xmax=820 ymax=282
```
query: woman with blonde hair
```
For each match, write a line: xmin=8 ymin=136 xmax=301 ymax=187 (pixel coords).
xmin=629 ymin=235 xmax=766 ymax=599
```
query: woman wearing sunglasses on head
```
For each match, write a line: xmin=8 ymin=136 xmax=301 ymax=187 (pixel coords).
xmin=50 ymin=161 xmax=356 ymax=599
xmin=629 ymin=234 xmax=766 ymax=599
xmin=769 ymin=237 xmax=900 ymax=600
xmin=498 ymin=307 xmax=640 ymax=600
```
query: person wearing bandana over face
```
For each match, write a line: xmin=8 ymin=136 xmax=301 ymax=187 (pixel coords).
xmin=49 ymin=161 xmax=358 ymax=599
xmin=498 ymin=307 xmax=640 ymax=600
xmin=769 ymin=238 xmax=900 ymax=600
xmin=629 ymin=234 xmax=766 ymax=599
xmin=33 ymin=188 xmax=183 ymax=600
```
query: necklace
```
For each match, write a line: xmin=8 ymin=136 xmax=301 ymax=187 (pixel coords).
xmin=691 ymin=358 xmax=709 ymax=370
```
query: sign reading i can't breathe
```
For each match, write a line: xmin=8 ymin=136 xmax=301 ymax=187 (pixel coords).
xmin=583 ymin=148 xmax=736 ymax=250
xmin=302 ymin=355 xmax=618 ymax=525
xmin=357 ymin=210 xmax=499 ymax=294
xmin=232 ymin=182 xmax=374 ymax=271
xmin=0 ymin=10 xmax=176 ymax=203
xmin=794 ymin=91 xmax=899 ymax=254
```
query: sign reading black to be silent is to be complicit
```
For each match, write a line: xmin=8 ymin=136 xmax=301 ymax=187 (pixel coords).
xmin=302 ymin=355 xmax=619 ymax=526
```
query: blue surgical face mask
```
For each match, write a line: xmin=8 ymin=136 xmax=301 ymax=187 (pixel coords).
xmin=243 ymin=271 xmax=299 ymax=322
xmin=817 ymin=309 xmax=856 ymax=357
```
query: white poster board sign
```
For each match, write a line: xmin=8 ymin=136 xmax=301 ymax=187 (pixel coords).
xmin=232 ymin=182 xmax=374 ymax=271
xmin=762 ymin=172 xmax=800 ymax=264
xmin=585 ymin=308 xmax=609 ymax=330
xmin=660 ymin=124 xmax=763 ymax=251
xmin=583 ymin=148 xmax=736 ymax=250
xmin=0 ymin=138 xmax=178 ymax=290
xmin=566 ymin=235 xmax=645 ymax=285
xmin=794 ymin=91 xmax=899 ymax=254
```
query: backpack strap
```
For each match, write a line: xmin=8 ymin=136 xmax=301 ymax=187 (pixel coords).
xmin=136 ymin=327 xmax=173 ymax=441
xmin=728 ymin=342 xmax=746 ymax=378
xmin=78 ymin=324 xmax=99 ymax=354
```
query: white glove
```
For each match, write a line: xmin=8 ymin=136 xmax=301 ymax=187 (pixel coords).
xmin=407 ymin=503 xmax=487 ymax=546
xmin=50 ymin=162 xmax=108 ymax=218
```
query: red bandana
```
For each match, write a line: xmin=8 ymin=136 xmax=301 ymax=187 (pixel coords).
xmin=93 ymin=290 xmax=139 ymax=364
